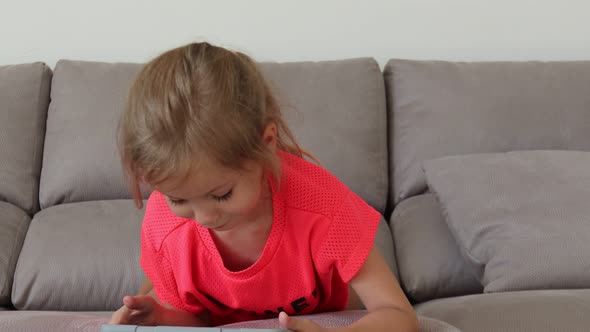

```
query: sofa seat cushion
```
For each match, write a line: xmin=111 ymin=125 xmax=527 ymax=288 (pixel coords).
xmin=416 ymin=289 xmax=590 ymax=332
xmin=0 ymin=202 xmax=30 ymax=306
xmin=374 ymin=216 xmax=400 ymax=280
xmin=10 ymin=199 xmax=394 ymax=312
xmin=0 ymin=311 xmax=460 ymax=332
xmin=391 ymin=194 xmax=481 ymax=303
xmin=12 ymin=200 xmax=144 ymax=311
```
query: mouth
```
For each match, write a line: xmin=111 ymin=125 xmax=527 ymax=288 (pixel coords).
xmin=209 ymin=221 xmax=231 ymax=231
xmin=194 ymin=218 xmax=234 ymax=232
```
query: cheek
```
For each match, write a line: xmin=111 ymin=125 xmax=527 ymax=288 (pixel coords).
xmin=225 ymin=186 xmax=263 ymax=216
xmin=168 ymin=204 xmax=193 ymax=219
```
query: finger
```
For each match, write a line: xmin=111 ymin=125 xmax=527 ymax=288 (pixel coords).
xmin=279 ymin=311 xmax=321 ymax=331
xmin=109 ymin=306 xmax=131 ymax=325
xmin=127 ymin=310 xmax=149 ymax=325
xmin=123 ymin=295 xmax=154 ymax=311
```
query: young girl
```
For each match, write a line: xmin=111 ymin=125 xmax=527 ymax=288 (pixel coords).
xmin=110 ymin=42 xmax=418 ymax=332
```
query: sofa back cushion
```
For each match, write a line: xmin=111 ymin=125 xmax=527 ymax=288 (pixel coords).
xmin=385 ymin=59 xmax=590 ymax=206
xmin=39 ymin=60 xmax=141 ymax=209
xmin=0 ymin=62 xmax=51 ymax=306
xmin=40 ymin=58 xmax=388 ymax=213
xmin=0 ymin=63 xmax=51 ymax=215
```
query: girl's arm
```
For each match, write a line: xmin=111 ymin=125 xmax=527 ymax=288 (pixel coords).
xmin=280 ymin=246 xmax=419 ymax=332
xmin=138 ymin=277 xmax=154 ymax=295
xmin=110 ymin=277 xmax=210 ymax=327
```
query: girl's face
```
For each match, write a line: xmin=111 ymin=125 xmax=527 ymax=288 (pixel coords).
xmin=156 ymin=158 xmax=271 ymax=232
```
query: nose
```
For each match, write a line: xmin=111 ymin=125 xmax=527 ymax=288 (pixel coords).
xmin=191 ymin=205 xmax=219 ymax=226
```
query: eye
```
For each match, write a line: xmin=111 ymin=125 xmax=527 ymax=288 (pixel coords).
xmin=212 ymin=189 xmax=233 ymax=202
xmin=169 ymin=198 xmax=187 ymax=206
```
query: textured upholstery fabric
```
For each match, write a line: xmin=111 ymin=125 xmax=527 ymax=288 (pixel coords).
xmin=0 ymin=62 xmax=51 ymax=215
xmin=423 ymin=151 xmax=590 ymax=292
xmin=260 ymin=59 xmax=388 ymax=213
xmin=416 ymin=289 xmax=590 ymax=332
xmin=390 ymin=194 xmax=481 ymax=303
xmin=39 ymin=60 xmax=142 ymax=209
xmin=0 ymin=311 xmax=461 ymax=332
xmin=374 ymin=217 xmax=399 ymax=281
xmin=12 ymin=200 xmax=145 ymax=311
xmin=41 ymin=58 xmax=388 ymax=213
xmin=0 ymin=311 xmax=110 ymax=332
xmin=0 ymin=202 xmax=30 ymax=306
xmin=222 ymin=311 xmax=460 ymax=332
xmin=385 ymin=59 xmax=590 ymax=206
xmin=11 ymin=200 xmax=392 ymax=312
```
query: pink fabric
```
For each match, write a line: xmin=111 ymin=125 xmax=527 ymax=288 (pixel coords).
xmin=140 ymin=152 xmax=381 ymax=326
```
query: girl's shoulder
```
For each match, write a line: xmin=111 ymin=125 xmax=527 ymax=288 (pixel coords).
xmin=279 ymin=151 xmax=354 ymax=217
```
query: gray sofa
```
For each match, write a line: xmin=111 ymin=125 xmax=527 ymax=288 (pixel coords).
xmin=0 ymin=57 xmax=588 ymax=332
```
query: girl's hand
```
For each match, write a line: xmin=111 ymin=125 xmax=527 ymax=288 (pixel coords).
xmin=109 ymin=295 xmax=164 ymax=326
xmin=279 ymin=311 xmax=326 ymax=332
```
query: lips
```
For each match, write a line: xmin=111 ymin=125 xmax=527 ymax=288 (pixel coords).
xmin=193 ymin=219 xmax=224 ymax=229
xmin=210 ymin=221 xmax=231 ymax=231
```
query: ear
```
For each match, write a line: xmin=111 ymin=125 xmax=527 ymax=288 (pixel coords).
xmin=262 ymin=122 xmax=278 ymax=152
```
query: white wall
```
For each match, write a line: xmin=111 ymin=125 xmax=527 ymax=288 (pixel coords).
xmin=2 ymin=0 xmax=590 ymax=68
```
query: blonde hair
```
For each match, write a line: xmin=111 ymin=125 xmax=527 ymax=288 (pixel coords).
xmin=119 ymin=42 xmax=317 ymax=208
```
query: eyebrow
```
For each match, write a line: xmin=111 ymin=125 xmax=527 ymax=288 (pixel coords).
xmin=167 ymin=182 xmax=230 ymax=200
